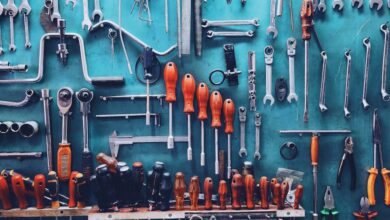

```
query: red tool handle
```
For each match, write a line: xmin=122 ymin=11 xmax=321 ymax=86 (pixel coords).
xmin=274 ymin=183 xmax=283 ymax=210
xmin=57 ymin=143 xmax=72 ymax=181
xmin=174 ymin=172 xmax=186 ymax=211
xmin=300 ymin=0 xmax=314 ymax=41
xmin=281 ymin=180 xmax=289 ymax=210
xmin=223 ymin=99 xmax=235 ymax=134
xmin=231 ymin=173 xmax=242 ymax=210
xmin=181 ymin=74 xmax=196 ymax=114
xmin=210 ymin=91 xmax=223 ymax=128
xmin=11 ymin=174 xmax=28 ymax=209
xmin=244 ymin=174 xmax=255 ymax=209
xmin=293 ymin=184 xmax=303 ymax=209
xmin=197 ymin=83 xmax=209 ymax=120
xmin=0 ymin=176 xmax=12 ymax=210
xmin=270 ymin=178 xmax=278 ymax=205
xmin=260 ymin=176 xmax=269 ymax=209
xmin=218 ymin=180 xmax=227 ymax=210
xmin=204 ymin=177 xmax=213 ymax=210
xmin=189 ymin=176 xmax=200 ymax=210
xmin=164 ymin=62 xmax=178 ymax=103
xmin=68 ymin=171 xmax=79 ymax=208
xmin=33 ymin=174 xmax=46 ymax=209
xmin=96 ymin=153 xmax=118 ymax=173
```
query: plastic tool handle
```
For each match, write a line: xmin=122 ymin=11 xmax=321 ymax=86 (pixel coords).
xmin=82 ymin=151 xmax=93 ymax=180
xmin=367 ymin=168 xmax=378 ymax=205
xmin=204 ymin=177 xmax=213 ymax=210
xmin=57 ymin=143 xmax=72 ymax=181
xmin=270 ymin=178 xmax=278 ymax=205
xmin=75 ymin=173 xmax=87 ymax=208
xmin=223 ymin=99 xmax=235 ymax=134
xmin=174 ymin=172 xmax=186 ymax=211
xmin=0 ymin=176 xmax=12 ymax=210
xmin=311 ymin=135 xmax=319 ymax=166
xmin=210 ymin=91 xmax=223 ymax=128
xmin=11 ymin=174 xmax=28 ymax=209
xmin=293 ymin=184 xmax=304 ymax=209
xmin=245 ymin=174 xmax=255 ymax=209
xmin=382 ymin=168 xmax=390 ymax=205
xmin=47 ymin=171 xmax=60 ymax=208
xmin=181 ymin=73 xmax=196 ymax=114
xmin=197 ymin=83 xmax=209 ymax=120
xmin=231 ymin=173 xmax=242 ymax=210
xmin=260 ymin=176 xmax=269 ymax=209
xmin=300 ymin=0 xmax=313 ymax=41
xmin=218 ymin=180 xmax=227 ymax=210
xmin=96 ymin=153 xmax=118 ymax=173
xmin=281 ymin=180 xmax=289 ymax=209
xmin=164 ymin=62 xmax=178 ymax=103
xmin=68 ymin=171 xmax=79 ymax=208
xmin=274 ymin=183 xmax=282 ymax=210
xmin=189 ymin=176 xmax=200 ymax=210
xmin=33 ymin=174 xmax=46 ymax=209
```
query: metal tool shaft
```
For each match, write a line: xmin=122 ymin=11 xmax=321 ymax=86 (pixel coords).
xmin=41 ymin=89 xmax=53 ymax=172
xmin=304 ymin=40 xmax=309 ymax=122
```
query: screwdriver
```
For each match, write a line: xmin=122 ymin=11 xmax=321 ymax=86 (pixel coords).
xmin=260 ymin=176 xmax=269 ymax=209
xmin=181 ymin=73 xmax=196 ymax=160
xmin=281 ymin=180 xmax=289 ymax=209
xmin=210 ymin=91 xmax=223 ymax=175
xmin=294 ymin=184 xmax=304 ymax=209
xmin=270 ymin=178 xmax=278 ymax=205
xmin=204 ymin=177 xmax=213 ymax=210
xmin=75 ymin=173 xmax=88 ymax=208
xmin=11 ymin=174 xmax=28 ymax=209
xmin=174 ymin=172 xmax=186 ymax=211
xmin=69 ymin=171 xmax=79 ymax=208
xmin=245 ymin=174 xmax=255 ymax=209
xmin=0 ymin=175 xmax=12 ymax=210
xmin=223 ymin=99 xmax=235 ymax=179
xmin=189 ymin=176 xmax=200 ymax=210
xmin=33 ymin=174 xmax=46 ymax=209
xmin=300 ymin=0 xmax=313 ymax=123
xmin=164 ymin=62 xmax=178 ymax=149
xmin=197 ymin=83 xmax=209 ymax=166
xmin=231 ymin=173 xmax=243 ymax=210
xmin=218 ymin=180 xmax=227 ymax=210
xmin=47 ymin=171 xmax=60 ymax=208
xmin=274 ymin=183 xmax=282 ymax=210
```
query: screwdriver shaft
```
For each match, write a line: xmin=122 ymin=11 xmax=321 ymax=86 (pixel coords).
xmin=187 ymin=114 xmax=192 ymax=160
xmin=227 ymin=134 xmax=231 ymax=180
xmin=304 ymin=40 xmax=309 ymax=123
xmin=146 ymin=79 xmax=151 ymax=125
xmin=215 ymin=129 xmax=219 ymax=175
xmin=200 ymin=121 xmax=205 ymax=166
xmin=167 ymin=103 xmax=174 ymax=149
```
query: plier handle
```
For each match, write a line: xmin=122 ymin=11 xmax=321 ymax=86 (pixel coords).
xmin=353 ymin=197 xmax=378 ymax=220
xmin=336 ymin=136 xmax=356 ymax=190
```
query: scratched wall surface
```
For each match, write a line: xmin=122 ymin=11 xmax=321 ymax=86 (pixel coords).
xmin=0 ymin=0 xmax=390 ymax=219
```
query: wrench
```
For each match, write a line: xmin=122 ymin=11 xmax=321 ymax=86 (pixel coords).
xmin=238 ymin=107 xmax=247 ymax=158
xmin=92 ymin=0 xmax=103 ymax=22
xmin=319 ymin=51 xmax=328 ymax=112
xmin=0 ymin=2 xmax=4 ymax=15
xmin=266 ymin=0 xmax=278 ymax=38
xmin=276 ymin=0 xmax=283 ymax=16
xmin=388 ymin=0 xmax=390 ymax=8
xmin=318 ymin=0 xmax=327 ymax=12
xmin=344 ymin=50 xmax=352 ymax=118
xmin=362 ymin=38 xmax=371 ymax=110
xmin=263 ymin=45 xmax=275 ymax=105
xmin=381 ymin=23 xmax=389 ymax=101
xmin=254 ymin=113 xmax=262 ymax=160
xmin=5 ymin=0 xmax=17 ymax=52
xmin=351 ymin=0 xmax=363 ymax=8
xmin=66 ymin=0 xmax=77 ymax=8
xmin=82 ymin=0 xmax=92 ymax=30
xmin=369 ymin=0 xmax=383 ymax=10
xmin=50 ymin=0 xmax=61 ymax=22
xmin=206 ymin=30 xmax=254 ymax=38
xmin=18 ymin=0 xmax=31 ymax=49
xmin=201 ymin=19 xmax=259 ymax=28
xmin=287 ymin=38 xmax=298 ymax=103
xmin=332 ymin=0 xmax=344 ymax=10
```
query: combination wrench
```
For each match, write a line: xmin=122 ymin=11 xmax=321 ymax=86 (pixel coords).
xmin=362 ymin=38 xmax=371 ymax=110
xmin=50 ymin=0 xmax=61 ymax=22
xmin=266 ymin=0 xmax=278 ymax=38
xmin=5 ymin=0 xmax=17 ymax=52
xmin=333 ymin=0 xmax=344 ymax=10
xmin=351 ymin=0 xmax=363 ymax=8
xmin=263 ymin=45 xmax=275 ymax=106
xmin=318 ymin=0 xmax=327 ymax=12
xmin=201 ymin=19 xmax=259 ymax=28
xmin=18 ymin=0 xmax=31 ymax=49
xmin=82 ymin=0 xmax=92 ymax=30
xmin=287 ymin=38 xmax=298 ymax=103
xmin=381 ymin=23 xmax=389 ymax=102
xmin=369 ymin=0 xmax=383 ymax=10
xmin=206 ymin=30 xmax=254 ymax=38
xmin=344 ymin=50 xmax=352 ymax=118
xmin=92 ymin=0 xmax=103 ymax=22
xmin=319 ymin=51 xmax=328 ymax=112
xmin=238 ymin=107 xmax=247 ymax=158
xmin=254 ymin=113 xmax=262 ymax=160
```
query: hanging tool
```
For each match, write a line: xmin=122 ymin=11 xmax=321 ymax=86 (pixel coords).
xmin=294 ymin=184 xmax=304 ymax=209
xmin=41 ymin=89 xmax=53 ymax=172
xmin=57 ymin=87 xmax=73 ymax=181
xmin=174 ymin=172 xmax=186 ymax=211
xmin=218 ymin=180 xmax=227 ymax=210
xmin=204 ymin=177 xmax=213 ymax=210
xmin=263 ymin=45 xmax=275 ymax=105
xmin=0 ymin=176 xmax=12 ymax=210
xmin=344 ymin=50 xmax=352 ymax=118
xmin=238 ymin=107 xmax=247 ymax=158
xmin=248 ymin=51 xmax=257 ymax=111
xmin=11 ymin=174 xmax=28 ymax=209
xmin=182 ymin=74 xmax=196 ymax=161
xmin=380 ymin=23 xmax=389 ymax=102
xmin=47 ymin=171 xmax=60 ymax=208
xmin=33 ymin=174 xmax=46 ymax=209
xmin=210 ymin=91 xmax=223 ymax=175
xmin=209 ymin=44 xmax=241 ymax=86
xmin=5 ymin=0 xmax=18 ymax=52
xmin=368 ymin=109 xmax=390 ymax=205
xmin=260 ymin=176 xmax=269 ymax=209
xmin=274 ymin=183 xmax=283 ymax=210
xmin=319 ymin=51 xmax=328 ymax=112
xmin=362 ymin=38 xmax=371 ymax=110
xmin=76 ymin=88 xmax=94 ymax=179
xmin=159 ymin=172 xmax=172 ymax=211
xmin=337 ymin=136 xmax=356 ymax=190
xmin=254 ymin=113 xmax=262 ymax=160
xmin=194 ymin=0 xmax=202 ymax=56
xmin=287 ymin=37 xmax=298 ymax=103
xmin=231 ymin=173 xmax=243 ymax=210
xmin=18 ymin=0 xmax=31 ymax=48
xmin=320 ymin=186 xmax=339 ymax=219
xmin=353 ymin=197 xmax=378 ymax=220
xmin=189 ymin=176 xmax=200 ymax=210
xmin=164 ymin=62 xmax=178 ymax=150
xmin=75 ymin=173 xmax=88 ymax=208
xmin=245 ymin=174 xmax=255 ymax=209
xmin=224 ymin=99 xmax=235 ymax=180
xmin=130 ymin=0 xmax=152 ymax=24
xmin=56 ymin=19 xmax=68 ymax=65
xmin=68 ymin=171 xmax=79 ymax=208
xmin=197 ymin=83 xmax=209 ymax=166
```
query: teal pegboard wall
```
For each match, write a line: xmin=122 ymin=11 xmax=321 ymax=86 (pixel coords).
xmin=0 ymin=0 xmax=390 ymax=219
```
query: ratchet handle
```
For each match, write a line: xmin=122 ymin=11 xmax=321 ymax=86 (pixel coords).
xmin=181 ymin=74 xmax=196 ymax=114
xmin=82 ymin=151 xmax=93 ymax=179
xmin=260 ymin=176 xmax=269 ymax=209
xmin=223 ymin=99 xmax=235 ymax=134
xmin=33 ymin=174 xmax=46 ymax=209
xmin=197 ymin=83 xmax=209 ymax=120
xmin=210 ymin=91 xmax=223 ymax=128
xmin=57 ymin=143 xmax=72 ymax=181
xmin=367 ymin=167 xmax=378 ymax=205
xmin=164 ymin=62 xmax=178 ymax=103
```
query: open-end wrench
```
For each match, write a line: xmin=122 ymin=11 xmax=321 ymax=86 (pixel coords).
xmin=50 ymin=0 xmax=61 ymax=22
xmin=333 ymin=0 xmax=344 ymax=10
xmin=276 ymin=0 xmax=283 ymax=16
xmin=18 ymin=0 xmax=31 ymax=49
xmin=362 ymin=38 xmax=371 ymax=110
xmin=263 ymin=45 xmax=275 ymax=106
xmin=201 ymin=19 xmax=259 ymax=28
xmin=388 ymin=0 xmax=390 ymax=8
xmin=0 ymin=2 xmax=4 ymax=15
xmin=254 ymin=113 xmax=262 ymax=160
xmin=351 ymin=0 xmax=363 ymax=8
xmin=344 ymin=50 xmax=352 ymax=118
xmin=66 ymin=0 xmax=77 ymax=8
xmin=381 ymin=23 xmax=389 ymax=101
xmin=206 ymin=30 xmax=254 ymax=38
xmin=319 ymin=51 xmax=328 ymax=112
xmin=369 ymin=0 xmax=383 ymax=10
xmin=318 ymin=0 xmax=327 ymax=12
xmin=266 ymin=0 xmax=278 ymax=38
xmin=238 ymin=107 xmax=247 ymax=158
xmin=287 ymin=38 xmax=298 ymax=103
xmin=82 ymin=0 xmax=92 ymax=30
xmin=5 ymin=0 xmax=17 ymax=52
xmin=92 ymin=0 xmax=103 ymax=22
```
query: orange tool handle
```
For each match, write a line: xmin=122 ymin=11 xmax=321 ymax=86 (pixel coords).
xmin=189 ymin=176 xmax=200 ymax=210
xmin=223 ymin=99 xmax=235 ymax=134
xmin=260 ymin=176 xmax=269 ymax=209
xmin=68 ymin=171 xmax=79 ymax=208
xmin=274 ymin=183 xmax=283 ymax=210
xmin=96 ymin=153 xmax=118 ymax=173
xmin=181 ymin=73 xmax=196 ymax=114
xmin=300 ymin=0 xmax=314 ymax=41
xmin=367 ymin=167 xmax=378 ymax=206
xmin=57 ymin=143 xmax=72 ymax=181
xmin=210 ymin=91 xmax=223 ymax=128
xmin=196 ymin=83 xmax=209 ymax=120
xmin=47 ymin=171 xmax=60 ymax=209
xmin=174 ymin=172 xmax=186 ymax=211
xmin=0 ymin=176 xmax=12 ymax=210
xmin=164 ymin=62 xmax=178 ymax=103
xmin=281 ymin=180 xmax=289 ymax=209
xmin=382 ymin=168 xmax=390 ymax=205
xmin=311 ymin=135 xmax=319 ymax=166
xmin=218 ymin=180 xmax=227 ymax=210
xmin=204 ymin=177 xmax=213 ymax=210
xmin=11 ymin=174 xmax=28 ymax=209
xmin=270 ymin=178 xmax=278 ymax=205
xmin=293 ymin=184 xmax=304 ymax=209
xmin=231 ymin=173 xmax=242 ymax=210
xmin=245 ymin=174 xmax=255 ymax=209
xmin=33 ymin=174 xmax=46 ymax=209
xmin=75 ymin=173 xmax=87 ymax=208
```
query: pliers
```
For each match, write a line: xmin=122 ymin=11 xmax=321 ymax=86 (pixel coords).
xmin=336 ymin=136 xmax=357 ymax=190
xmin=353 ymin=197 xmax=378 ymax=220
xmin=320 ymin=186 xmax=339 ymax=219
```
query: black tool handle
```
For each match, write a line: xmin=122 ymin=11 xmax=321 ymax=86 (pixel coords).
xmin=82 ymin=151 xmax=93 ymax=180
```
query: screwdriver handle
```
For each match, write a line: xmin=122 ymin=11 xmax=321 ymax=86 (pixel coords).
xmin=174 ymin=172 xmax=186 ymax=211
xmin=82 ymin=151 xmax=93 ymax=180
xmin=281 ymin=180 xmax=289 ymax=209
xmin=75 ymin=173 xmax=88 ymax=208
xmin=210 ymin=91 xmax=223 ymax=128
xmin=57 ymin=143 xmax=72 ymax=181
xmin=68 ymin=171 xmax=79 ymax=208
xmin=164 ymin=62 xmax=178 ymax=103
xmin=181 ymin=74 xmax=196 ymax=114
xmin=33 ymin=174 xmax=46 ymax=209
xmin=96 ymin=153 xmax=118 ymax=173
xmin=270 ymin=178 xmax=278 ymax=205
xmin=0 ymin=176 xmax=12 ymax=210
xmin=382 ymin=168 xmax=390 ymax=205
xmin=223 ymin=99 xmax=235 ymax=134
xmin=245 ymin=174 xmax=255 ymax=209
xmin=197 ymin=83 xmax=209 ymax=120
xmin=231 ymin=173 xmax=242 ymax=210
xmin=274 ymin=183 xmax=283 ymax=210
xmin=11 ymin=174 xmax=28 ymax=209
xmin=300 ymin=0 xmax=313 ymax=41
xmin=218 ymin=180 xmax=227 ymax=210
xmin=293 ymin=184 xmax=303 ymax=209
xmin=260 ymin=176 xmax=269 ymax=209
xmin=189 ymin=176 xmax=200 ymax=210
xmin=367 ymin=167 xmax=378 ymax=205
xmin=204 ymin=177 xmax=213 ymax=210
xmin=311 ymin=135 xmax=319 ymax=166
xmin=47 ymin=171 xmax=60 ymax=208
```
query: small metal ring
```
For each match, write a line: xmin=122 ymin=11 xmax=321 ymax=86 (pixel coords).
xmin=135 ymin=55 xmax=161 ymax=85
xmin=280 ymin=142 xmax=298 ymax=160
xmin=209 ymin=69 xmax=226 ymax=86
xmin=108 ymin=28 xmax=117 ymax=39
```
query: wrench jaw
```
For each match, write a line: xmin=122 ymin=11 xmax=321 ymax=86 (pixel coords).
xmin=318 ymin=2 xmax=326 ymax=12
xmin=362 ymin=99 xmax=370 ymax=110
xmin=319 ymin=104 xmax=328 ymax=112
xmin=82 ymin=19 xmax=93 ymax=31
xmin=351 ymin=0 xmax=363 ymax=8
xmin=263 ymin=95 xmax=275 ymax=106
xmin=238 ymin=149 xmax=247 ymax=158
xmin=344 ymin=108 xmax=351 ymax=119
xmin=381 ymin=91 xmax=390 ymax=101
xmin=92 ymin=10 xmax=103 ymax=22
xmin=287 ymin=93 xmax=298 ymax=103
xmin=370 ymin=0 xmax=383 ymax=10
xmin=332 ymin=1 xmax=344 ymax=10
xmin=65 ymin=0 xmax=77 ymax=8
xmin=254 ymin=152 xmax=261 ymax=160
xmin=266 ymin=26 xmax=278 ymax=39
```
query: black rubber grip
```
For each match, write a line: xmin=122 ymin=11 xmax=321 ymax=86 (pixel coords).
xmin=82 ymin=151 xmax=94 ymax=180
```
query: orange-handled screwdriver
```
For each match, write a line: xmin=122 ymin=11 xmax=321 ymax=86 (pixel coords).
xmin=68 ymin=171 xmax=79 ymax=208
xmin=245 ymin=174 xmax=255 ymax=209
xmin=204 ymin=177 xmax=213 ymax=210
xmin=189 ymin=176 xmax=200 ymax=210
xmin=311 ymin=134 xmax=319 ymax=218
xmin=223 ymin=99 xmax=235 ymax=179
xmin=11 ymin=174 xmax=28 ymax=209
xmin=218 ymin=180 xmax=227 ymax=210
xmin=182 ymin=74 xmax=196 ymax=161
xmin=0 ymin=175 xmax=12 ymax=210
xmin=197 ymin=83 xmax=209 ymax=166
xmin=231 ymin=173 xmax=242 ymax=210
xmin=260 ymin=176 xmax=269 ymax=209
xmin=210 ymin=91 xmax=223 ymax=175
xmin=33 ymin=174 xmax=46 ymax=209
xmin=293 ymin=184 xmax=303 ymax=209
xmin=164 ymin=62 xmax=178 ymax=149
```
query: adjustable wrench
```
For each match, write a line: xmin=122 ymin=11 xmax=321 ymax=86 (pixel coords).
xmin=362 ymin=38 xmax=371 ymax=110
xmin=50 ymin=0 xmax=61 ymax=22
xmin=332 ymin=0 xmax=344 ymax=10
xmin=82 ymin=0 xmax=92 ymax=30
xmin=5 ymin=0 xmax=17 ymax=52
xmin=351 ymin=0 xmax=363 ymax=8
xmin=266 ymin=0 xmax=278 ymax=38
xmin=18 ymin=0 xmax=31 ymax=49
xmin=206 ymin=30 xmax=254 ymax=38
xmin=287 ymin=38 xmax=298 ymax=103
xmin=318 ymin=0 xmax=327 ymax=12
xmin=344 ymin=50 xmax=352 ymax=118
xmin=381 ymin=23 xmax=389 ymax=101
xmin=238 ymin=107 xmax=247 ymax=158
xmin=254 ymin=113 xmax=262 ymax=160
xmin=319 ymin=51 xmax=328 ymax=112
xmin=369 ymin=0 xmax=383 ymax=10
xmin=92 ymin=0 xmax=103 ymax=22
xmin=263 ymin=45 xmax=275 ymax=105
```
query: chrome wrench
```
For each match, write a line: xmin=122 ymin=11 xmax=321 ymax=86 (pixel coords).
xmin=369 ymin=0 xmax=383 ymax=10
xmin=319 ymin=51 xmax=328 ymax=112
xmin=5 ymin=0 xmax=17 ymax=52
xmin=351 ymin=0 xmax=363 ymax=8
xmin=287 ymin=38 xmax=298 ymax=103
xmin=263 ymin=45 xmax=275 ymax=105
xmin=201 ymin=19 xmax=259 ymax=28
xmin=381 ymin=23 xmax=389 ymax=101
xmin=318 ymin=0 xmax=327 ymax=12
xmin=206 ymin=30 xmax=254 ymax=38
xmin=333 ymin=0 xmax=344 ymax=10
xmin=238 ymin=107 xmax=247 ymax=158
xmin=92 ymin=0 xmax=103 ymax=22
xmin=50 ymin=0 xmax=61 ymax=22
xmin=18 ymin=0 xmax=31 ymax=48
xmin=82 ymin=0 xmax=92 ymax=30
xmin=266 ymin=0 xmax=278 ymax=38
xmin=254 ymin=113 xmax=262 ymax=160
xmin=344 ymin=50 xmax=352 ymax=118
xmin=362 ymin=38 xmax=371 ymax=110
xmin=276 ymin=0 xmax=283 ymax=16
